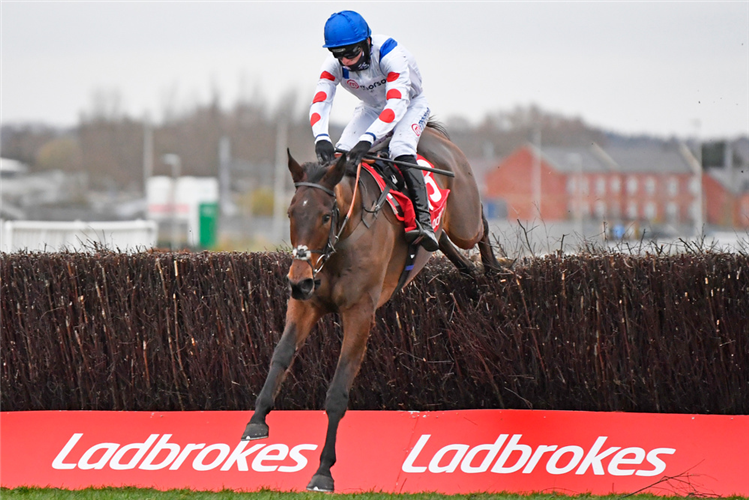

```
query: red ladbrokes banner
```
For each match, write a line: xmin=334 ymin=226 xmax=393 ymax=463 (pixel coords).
xmin=1 ymin=410 xmax=747 ymax=496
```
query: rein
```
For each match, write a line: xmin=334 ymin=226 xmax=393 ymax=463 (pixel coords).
xmin=291 ymin=162 xmax=363 ymax=277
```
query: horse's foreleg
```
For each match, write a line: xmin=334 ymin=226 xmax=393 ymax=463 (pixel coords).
xmin=307 ymin=305 xmax=374 ymax=492
xmin=242 ymin=300 xmax=321 ymax=441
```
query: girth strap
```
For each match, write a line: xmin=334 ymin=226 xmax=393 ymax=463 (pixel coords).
xmin=393 ymin=243 xmax=420 ymax=296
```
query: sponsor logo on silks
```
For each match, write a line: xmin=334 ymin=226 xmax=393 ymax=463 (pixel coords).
xmin=412 ymin=109 xmax=430 ymax=137
xmin=345 ymin=78 xmax=388 ymax=92
xmin=367 ymin=79 xmax=387 ymax=91
xmin=401 ymin=434 xmax=676 ymax=477
xmin=51 ymin=433 xmax=318 ymax=472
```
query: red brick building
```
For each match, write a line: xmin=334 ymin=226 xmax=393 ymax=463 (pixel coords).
xmin=702 ymin=165 xmax=749 ymax=228
xmin=483 ymin=142 xmax=749 ymax=229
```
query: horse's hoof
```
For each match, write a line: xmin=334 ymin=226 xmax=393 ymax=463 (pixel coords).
xmin=306 ymin=474 xmax=335 ymax=492
xmin=241 ymin=422 xmax=269 ymax=441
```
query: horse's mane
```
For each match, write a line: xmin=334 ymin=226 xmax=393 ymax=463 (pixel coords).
xmin=302 ymin=162 xmax=330 ymax=184
xmin=426 ymin=117 xmax=450 ymax=140
xmin=305 ymin=160 xmax=361 ymax=182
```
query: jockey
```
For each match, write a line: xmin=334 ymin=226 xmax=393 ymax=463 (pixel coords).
xmin=309 ymin=10 xmax=439 ymax=252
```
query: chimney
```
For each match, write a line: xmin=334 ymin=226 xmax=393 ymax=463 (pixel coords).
xmin=724 ymin=141 xmax=733 ymax=171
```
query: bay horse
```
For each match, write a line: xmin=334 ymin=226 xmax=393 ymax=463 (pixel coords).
xmin=242 ymin=122 xmax=501 ymax=492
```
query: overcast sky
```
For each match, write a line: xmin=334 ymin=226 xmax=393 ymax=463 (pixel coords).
xmin=2 ymin=2 xmax=748 ymax=140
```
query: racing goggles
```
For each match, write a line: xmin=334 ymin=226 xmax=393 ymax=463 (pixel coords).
xmin=329 ymin=43 xmax=363 ymax=61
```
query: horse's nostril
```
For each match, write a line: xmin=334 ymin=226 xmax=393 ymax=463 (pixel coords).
xmin=299 ymin=278 xmax=315 ymax=294
xmin=290 ymin=278 xmax=316 ymax=300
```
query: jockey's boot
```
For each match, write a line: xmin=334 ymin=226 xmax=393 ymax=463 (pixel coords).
xmin=398 ymin=154 xmax=440 ymax=252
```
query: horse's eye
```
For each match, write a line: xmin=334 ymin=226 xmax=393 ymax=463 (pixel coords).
xmin=322 ymin=214 xmax=331 ymax=224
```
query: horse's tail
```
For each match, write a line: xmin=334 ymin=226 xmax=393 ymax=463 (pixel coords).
xmin=426 ymin=117 xmax=450 ymax=140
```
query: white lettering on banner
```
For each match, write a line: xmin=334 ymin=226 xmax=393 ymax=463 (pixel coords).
xmin=51 ymin=434 xmax=318 ymax=472
xmin=111 ymin=434 xmax=159 ymax=470
xmin=637 ymin=448 xmax=676 ymax=477
xmin=253 ymin=444 xmax=288 ymax=472
xmin=140 ymin=434 xmax=181 ymax=470
xmin=401 ymin=434 xmax=676 ymax=477
xmin=491 ymin=434 xmax=532 ymax=473
xmin=608 ymin=447 xmax=646 ymax=476
xmin=193 ymin=444 xmax=231 ymax=471
xmin=460 ymin=434 xmax=508 ymax=473
xmin=169 ymin=443 xmax=205 ymax=470
xmin=220 ymin=441 xmax=265 ymax=471
xmin=546 ymin=446 xmax=584 ymax=474
xmin=575 ymin=436 xmax=619 ymax=475
xmin=402 ymin=434 xmax=431 ymax=473
xmin=79 ymin=443 xmax=119 ymax=470
xmin=52 ymin=433 xmax=83 ymax=469
xmin=523 ymin=445 xmax=557 ymax=473
xmin=279 ymin=444 xmax=317 ymax=473
xmin=429 ymin=444 xmax=469 ymax=473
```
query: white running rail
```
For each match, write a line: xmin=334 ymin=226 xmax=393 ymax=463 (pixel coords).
xmin=1 ymin=220 xmax=158 ymax=253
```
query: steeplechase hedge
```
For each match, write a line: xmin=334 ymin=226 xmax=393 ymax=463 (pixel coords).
xmin=1 ymin=250 xmax=747 ymax=414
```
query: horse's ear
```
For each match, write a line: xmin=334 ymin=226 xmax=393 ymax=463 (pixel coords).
xmin=322 ymin=152 xmax=347 ymax=188
xmin=287 ymin=149 xmax=305 ymax=183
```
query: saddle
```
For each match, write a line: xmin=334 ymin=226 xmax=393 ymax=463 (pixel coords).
xmin=359 ymin=154 xmax=450 ymax=235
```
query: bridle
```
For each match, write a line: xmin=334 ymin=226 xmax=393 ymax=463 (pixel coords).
xmin=290 ymin=163 xmax=362 ymax=278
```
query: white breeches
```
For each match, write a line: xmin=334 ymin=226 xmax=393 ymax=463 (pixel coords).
xmin=336 ymin=94 xmax=430 ymax=159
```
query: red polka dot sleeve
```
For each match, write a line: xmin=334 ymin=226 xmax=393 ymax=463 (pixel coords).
xmin=309 ymin=57 xmax=340 ymax=143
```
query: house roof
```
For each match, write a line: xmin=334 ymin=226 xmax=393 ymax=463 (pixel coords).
xmin=536 ymin=145 xmax=615 ymax=174
xmin=498 ymin=142 xmax=699 ymax=176
xmin=602 ymin=143 xmax=695 ymax=174
xmin=732 ymin=138 xmax=749 ymax=164
xmin=707 ymin=166 xmax=749 ymax=194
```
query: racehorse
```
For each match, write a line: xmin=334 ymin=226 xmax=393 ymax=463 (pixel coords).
xmin=242 ymin=122 xmax=502 ymax=492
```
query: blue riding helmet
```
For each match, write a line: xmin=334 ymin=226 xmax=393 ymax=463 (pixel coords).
xmin=323 ymin=11 xmax=371 ymax=48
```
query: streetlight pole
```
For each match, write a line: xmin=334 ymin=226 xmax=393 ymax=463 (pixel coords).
xmin=532 ymin=125 xmax=542 ymax=217
xmin=692 ymin=120 xmax=703 ymax=239
xmin=571 ymin=153 xmax=584 ymax=238
xmin=272 ymin=120 xmax=288 ymax=245
xmin=143 ymin=113 xmax=153 ymax=196
xmin=162 ymin=154 xmax=182 ymax=250
xmin=219 ymin=136 xmax=235 ymax=216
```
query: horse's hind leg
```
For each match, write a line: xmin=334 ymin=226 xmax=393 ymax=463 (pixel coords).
xmin=478 ymin=209 xmax=504 ymax=273
xmin=439 ymin=231 xmax=475 ymax=276
xmin=242 ymin=300 xmax=321 ymax=441
xmin=307 ymin=303 xmax=374 ymax=492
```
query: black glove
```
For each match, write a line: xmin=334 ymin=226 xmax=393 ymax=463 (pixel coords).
xmin=347 ymin=140 xmax=372 ymax=167
xmin=315 ymin=140 xmax=336 ymax=164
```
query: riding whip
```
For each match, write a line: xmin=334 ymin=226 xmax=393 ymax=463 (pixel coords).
xmin=335 ymin=149 xmax=456 ymax=177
